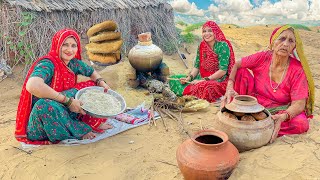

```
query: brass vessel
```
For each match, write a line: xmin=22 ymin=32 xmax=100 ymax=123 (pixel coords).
xmin=128 ymin=33 xmax=163 ymax=72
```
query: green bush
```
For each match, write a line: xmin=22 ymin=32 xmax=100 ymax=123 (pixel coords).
xmin=184 ymin=22 xmax=205 ymax=33
xmin=289 ymin=24 xmax=311 ymax=31
xmin=176 ymin=21 xmax=188 ymax=26
xmin=176 ymin=27 xmax=182 ymax=35
xmin=180 ymin=32 xmax=196 ymax=44
xmin=230 ymin=24 xmax=241 ymax=28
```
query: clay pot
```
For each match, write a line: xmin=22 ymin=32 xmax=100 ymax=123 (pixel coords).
xmin=176 ymin=129 xmax=239 ymax=180
xmin=128 ymin=33 xmax=163 ymax=72
xmin=225 ymin=95 xmax=264 ymax=113
xmin=216 ymin=109 xmax=274 ymax=152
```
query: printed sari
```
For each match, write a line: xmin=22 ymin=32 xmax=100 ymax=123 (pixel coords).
xmin=15 ymin=29 xmax=106 ymax=144
xmin=169 ymin=21 xmax=235 ymax=102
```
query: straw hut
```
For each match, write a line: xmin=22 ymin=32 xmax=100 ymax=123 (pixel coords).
xmin=0 ymin=0 xmax=177 ymax=73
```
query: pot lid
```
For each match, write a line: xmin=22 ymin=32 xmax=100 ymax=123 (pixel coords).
xmin=225 ymin=95 xmax=265 ymax=113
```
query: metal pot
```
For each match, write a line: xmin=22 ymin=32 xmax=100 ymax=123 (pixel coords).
xmin=128 ymin=41 xmax=163 ymax=72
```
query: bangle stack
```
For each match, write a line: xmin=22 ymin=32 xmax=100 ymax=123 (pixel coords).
xmin=204 ymin=77 xmax=210 ymax=81
xmin=95 ymin=78 xmax=106 ymax=86
xmin=188 ymin=74 xmax=194 ymax=81
xmin=63 ymin=97 xmax=73 ymax=107
xmin=284 ymin=110 xmax=292 ymax=121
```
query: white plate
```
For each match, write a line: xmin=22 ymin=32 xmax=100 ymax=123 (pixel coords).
xmin=75 ymin=86 xmax=126 ymax=118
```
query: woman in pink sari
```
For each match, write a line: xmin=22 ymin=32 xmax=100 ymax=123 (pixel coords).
xmin=222 ymin=25 xmax=315 ymax=143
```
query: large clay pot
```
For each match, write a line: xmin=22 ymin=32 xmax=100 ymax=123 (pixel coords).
xmin=128 ymin=32 xmax=163 ymax=72
xmin=176 ymin=129 xmax=239 ymax=180
xmin=214 ymin=95 xmax=275 ymax=152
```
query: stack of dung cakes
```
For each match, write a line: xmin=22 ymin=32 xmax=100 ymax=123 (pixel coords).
xmin=85 ymin=20 xmax=123 ymax=65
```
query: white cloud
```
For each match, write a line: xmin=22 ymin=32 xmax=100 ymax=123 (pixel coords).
xmin=170 ymin=0 xmax=205 ymax=16
xmin=205 ymin=0 xmax=320 ymax=26
xmin=306 ymin=0 xmax=320 ymax=21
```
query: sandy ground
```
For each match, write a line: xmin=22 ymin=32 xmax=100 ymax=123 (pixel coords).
xmin=0 ymin=25 xmax=320 ymax=180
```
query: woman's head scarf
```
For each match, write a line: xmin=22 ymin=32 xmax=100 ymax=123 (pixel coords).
xmin=269 ymin=25 xmax=315 ymax=116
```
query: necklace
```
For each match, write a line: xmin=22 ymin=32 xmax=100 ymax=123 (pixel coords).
xmin=269 ymin=60 xmax=289 ymax=93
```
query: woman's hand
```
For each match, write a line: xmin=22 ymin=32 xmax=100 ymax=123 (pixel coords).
xmin=269 ymin=113 xmax=287 ymax=143
xmin=68 ymin=98 xmax=86 ymax=115
xmin=98 ymin=81 xmax=110 ymax=92
xmin=221 ymin=88 xmax=238 ymax=108
xmin=190 ymin=79 xmax=205 ymax=85
xmin=180 ymin=76 xmax=191 ymax=84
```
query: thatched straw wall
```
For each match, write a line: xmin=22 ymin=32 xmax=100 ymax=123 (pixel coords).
xmin=0 ymin=0 xmax=177 ymax=74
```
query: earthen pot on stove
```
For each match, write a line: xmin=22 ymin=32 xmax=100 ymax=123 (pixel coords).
xmin=176 ymin=129 xmax=239 ymax=180
xmin=215 ymin=95 xmax=275 ymax=152
xmin=128 ymin=32 xmax=163 ymax=72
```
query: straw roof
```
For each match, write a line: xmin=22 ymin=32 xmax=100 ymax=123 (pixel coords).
xmin=4 ymin=0 xmax=169 ymax=12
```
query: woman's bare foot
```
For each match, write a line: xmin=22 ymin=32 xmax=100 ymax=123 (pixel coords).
xmin=98 ymin=122 xmax=113 ymax=130
xmin=82 ymin=132 xmax=96 ymax=140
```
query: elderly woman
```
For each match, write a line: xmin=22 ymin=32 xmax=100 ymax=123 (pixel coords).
xmin=169 ymin=21 xmax=235 ymax=102
xmin=15 ymin=29 xmax=112 ymax=144
xmin=222 ymin=25 xmax=315 ymax=142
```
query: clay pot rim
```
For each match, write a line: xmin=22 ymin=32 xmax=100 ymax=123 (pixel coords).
xmin=191 ymin=129 xmax=229 ymax=147
xmin=225 ymin=95 xmax=265 ymax=113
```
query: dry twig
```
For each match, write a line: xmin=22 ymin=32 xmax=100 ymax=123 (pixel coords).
xmin=156 ymin=160 xmax=178 ymax=167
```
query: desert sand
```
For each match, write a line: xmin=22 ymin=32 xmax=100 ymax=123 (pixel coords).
xmin=0 ymin=25 xmax=319 ymax=180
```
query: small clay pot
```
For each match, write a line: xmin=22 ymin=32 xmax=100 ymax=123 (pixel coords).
xmin=225 ymin=95 xmax=264 ymax=113
xmin=138 ymin=32 xmax=151 ymax=42
xmin=176 ymin=129 xmax=239 ymax=180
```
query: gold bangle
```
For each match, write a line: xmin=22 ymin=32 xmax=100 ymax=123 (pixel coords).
xmin=95 ymin=78 xmax=105 ymax=86
xmin=228 ymin=78 xmax=235 ymax=83
xmin=64 ymin=97 xmax=73 ymax=107
xmin=53 ymin=92 xmax=61 ymax=101
xmin=188 ymin=74 xmax=194 ymax=80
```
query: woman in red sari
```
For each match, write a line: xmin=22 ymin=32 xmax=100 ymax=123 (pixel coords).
xmin=222 ymin=25 xmax=315 ymax=143
xmin=169 ymin=21 xmax=235 ymax=102
xmin=15 ymin=29 xmax=112 ymax=145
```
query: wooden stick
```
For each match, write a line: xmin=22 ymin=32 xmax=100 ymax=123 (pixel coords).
xmin=166 ymin=77 xmax=190 ymax=84
xmin=161 ymin=106 xmax=177 ymax=122
xmin=149 ymin=99 xmax=154 ymax=126
xmin=11 ymin=145 xmax=32 ymax=155
xmin=156 ymin=160 xmax=178 ymax=167
xmin=151 ymin=101 xmax=157 ymax=127
xmin=155 ymin=106 xmax=168 ymax=131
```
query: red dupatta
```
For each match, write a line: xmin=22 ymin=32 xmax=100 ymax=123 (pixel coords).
xmin=198 ymin=21 xmax=235 ymax=78
xmin=15 ymin=29 xmax=84 ymax=144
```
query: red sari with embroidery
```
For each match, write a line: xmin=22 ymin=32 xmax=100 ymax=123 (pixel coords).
xmin=182 ymin=21 xmax=235 ymax=102
xmin=15 ymin=29 xmax=105 ymax=144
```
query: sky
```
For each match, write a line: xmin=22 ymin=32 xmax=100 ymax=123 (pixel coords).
xmin=169 ymin=0 xmax=320 ymax=26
